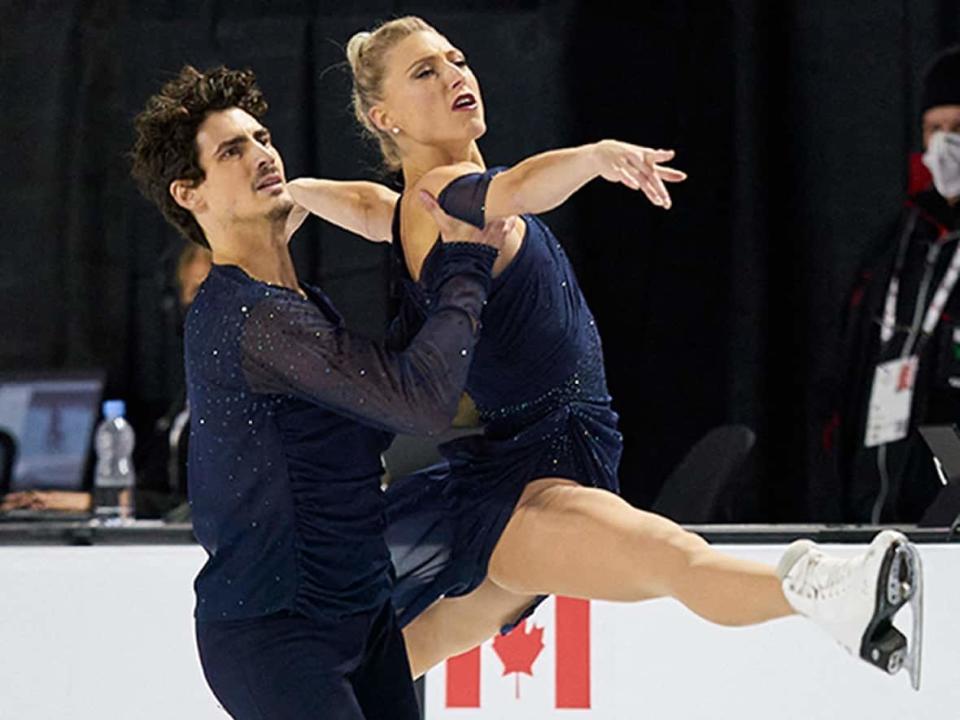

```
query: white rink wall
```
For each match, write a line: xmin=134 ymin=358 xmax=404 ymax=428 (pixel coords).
xmin=0 ymin=543 xmax=956 ymax=720
xmin=0 ymin=546 xmax=224 ymax=720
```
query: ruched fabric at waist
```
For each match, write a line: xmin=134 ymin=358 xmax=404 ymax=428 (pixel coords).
xmin=443 ymin=396 xmax=621 ymax=495
xmin=477 ymin=370 xmax=612 ymax=441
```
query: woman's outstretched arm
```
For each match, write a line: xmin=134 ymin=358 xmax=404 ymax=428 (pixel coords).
xmin=486 ymin=140 xmax=687 ymax=216
xmin=286 ymin=178 xmax=399 ymax=242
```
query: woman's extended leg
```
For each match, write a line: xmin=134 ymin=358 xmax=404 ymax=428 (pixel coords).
xmin=401 ymin=479 xmax=920 ymax=685
xmin=486 ymin=478 xmax=794 ymax=626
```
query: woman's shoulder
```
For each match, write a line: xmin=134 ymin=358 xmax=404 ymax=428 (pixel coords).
xmin=412 ymin=161 xmax=487 ymax=198
xmin=398 ymin=162 xmax=484 ymax=281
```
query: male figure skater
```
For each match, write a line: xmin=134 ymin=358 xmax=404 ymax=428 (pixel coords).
xmin=130 ymin=64 xmax=507 ymax=719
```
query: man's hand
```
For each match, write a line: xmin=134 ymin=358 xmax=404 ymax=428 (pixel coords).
xmin=417 ymin=190 xmax=516 ymax=252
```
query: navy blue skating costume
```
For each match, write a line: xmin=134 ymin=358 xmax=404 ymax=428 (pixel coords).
xmin=186 ymin=244 xmax=496 ymax=719
xmin=386 ymin=167 xmax=623 ymax=630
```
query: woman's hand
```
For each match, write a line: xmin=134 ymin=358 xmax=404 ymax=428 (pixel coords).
xmin=591 ymin=140 xmax=687 ymax=209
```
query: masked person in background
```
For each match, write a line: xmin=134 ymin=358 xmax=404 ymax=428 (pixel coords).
xmin=828 ymin=46 xmax=960 ymax=523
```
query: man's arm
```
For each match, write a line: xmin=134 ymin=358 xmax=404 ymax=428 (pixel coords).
xmin=240 ymin=243 xmax=495 ymax=435
xmin=242 ymin=197 xmax=513 ymax=435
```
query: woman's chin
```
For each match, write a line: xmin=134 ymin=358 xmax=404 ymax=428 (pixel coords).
xmin=466 ymin=118 xmax=487 ymax=141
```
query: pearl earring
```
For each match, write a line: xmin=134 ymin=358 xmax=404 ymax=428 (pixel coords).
xmin=392 ymin=127 xmax=400 ymax=135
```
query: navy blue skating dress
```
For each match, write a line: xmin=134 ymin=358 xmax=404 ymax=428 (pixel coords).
xmin=385 ymin=167 xmax=623 ymax=629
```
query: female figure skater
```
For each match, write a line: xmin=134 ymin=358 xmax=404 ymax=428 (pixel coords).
xmin=288 ymin=16 xmax=923 ymax=689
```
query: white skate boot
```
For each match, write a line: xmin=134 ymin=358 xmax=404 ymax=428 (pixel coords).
xmin=776 ymin=529 xmax=923 ymax=690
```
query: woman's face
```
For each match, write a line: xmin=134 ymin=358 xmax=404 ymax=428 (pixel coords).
xmin=375 ymin=30 xmax=486 ymax=152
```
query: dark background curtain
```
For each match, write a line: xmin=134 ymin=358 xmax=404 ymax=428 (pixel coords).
xmin=2 ymin=0 xmax=959 ymax=519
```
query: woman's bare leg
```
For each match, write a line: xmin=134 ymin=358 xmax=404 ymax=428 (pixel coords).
xmin=486 ymin=478 xmax=794 ymax=626
xmin=401 ymin=477 xmax=793 ymax=676
xmin=402 ymin=579 xmax=539 ymax=678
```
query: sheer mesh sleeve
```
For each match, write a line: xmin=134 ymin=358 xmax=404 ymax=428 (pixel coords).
xmin=240 ymin=244 xmax=496 ymax=436
xmin=385 ymin=290 xmax=428 ymax=352
xmin=436 ymin=166 xmax=509 ymax=229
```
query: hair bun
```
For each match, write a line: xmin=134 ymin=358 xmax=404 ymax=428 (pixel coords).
xmin=346 ymin=31 xmax=372 ymax=71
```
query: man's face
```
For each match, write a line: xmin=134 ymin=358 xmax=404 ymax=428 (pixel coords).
xmin=188 ymin=107 xmax=293 ymax=231
xmin=922 ymin=104 xmax=960 ymax=149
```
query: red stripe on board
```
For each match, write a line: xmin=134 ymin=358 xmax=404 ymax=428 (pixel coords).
xmin=555 ymin=597 xmax=591 ymax=708
xmin=446 ymin=646 xmax=481 ymax=708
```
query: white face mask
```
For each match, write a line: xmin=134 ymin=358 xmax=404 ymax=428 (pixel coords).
xmin=922 ymin=131 xmax=960 ymax=199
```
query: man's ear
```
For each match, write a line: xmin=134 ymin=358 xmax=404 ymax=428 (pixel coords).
xmin=169 ymin=178 xmax=205 ymax=213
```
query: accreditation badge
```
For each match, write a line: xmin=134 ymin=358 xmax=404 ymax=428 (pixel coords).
xmin=864 ymin=355 xmax=918 ymax=447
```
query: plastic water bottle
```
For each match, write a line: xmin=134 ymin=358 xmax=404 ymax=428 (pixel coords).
xmin=94 ymin=400 xmax=136 ymax=521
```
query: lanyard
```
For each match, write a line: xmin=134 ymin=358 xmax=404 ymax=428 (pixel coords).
xmin=921 ymin=238 xmax=960 ymax=336
xmin=879 ymin=210 xmax=917 ymax=345
xmin=879 ymin=207 xmax=960 ymax=355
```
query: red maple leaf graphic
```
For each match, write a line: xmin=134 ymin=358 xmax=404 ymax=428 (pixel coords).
xmin=492 ymin=620 xmax=545 ymax=699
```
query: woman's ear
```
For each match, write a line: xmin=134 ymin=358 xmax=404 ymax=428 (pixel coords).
xmin=368 ymin=105 xmax=393 ymax=135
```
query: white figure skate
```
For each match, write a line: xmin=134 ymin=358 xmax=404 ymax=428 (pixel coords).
xmin=777 ymin=529 xmax=923 ymax=690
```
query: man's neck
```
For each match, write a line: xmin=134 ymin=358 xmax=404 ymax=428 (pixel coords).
xmin=209 ymin=221 xmax=302 ymax=295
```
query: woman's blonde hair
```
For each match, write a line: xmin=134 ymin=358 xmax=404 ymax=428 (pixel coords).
xmin=346 ymin=16 xmax=437 ymax=171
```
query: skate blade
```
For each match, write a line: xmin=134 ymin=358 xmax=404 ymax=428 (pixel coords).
xmin=887 ymin=542 xmax=923 ymax=691
xmin=902 ymin=544 xmax=923 ymax=691
xmin=861 ymin=537 xmax=923 ymax=691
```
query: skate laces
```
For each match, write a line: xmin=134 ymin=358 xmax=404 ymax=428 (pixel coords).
xmin=789 ymin=548 xmax=863 ymax=600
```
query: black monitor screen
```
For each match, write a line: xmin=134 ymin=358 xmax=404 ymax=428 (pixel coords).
xmin=0 ymin=376 xmax=103 ymax=491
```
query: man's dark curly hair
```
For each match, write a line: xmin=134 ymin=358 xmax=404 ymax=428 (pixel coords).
xmin=130 ymin=65 xmax=268 ymax=248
